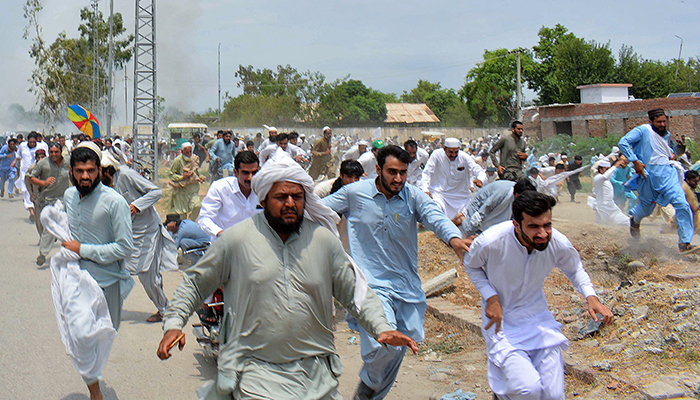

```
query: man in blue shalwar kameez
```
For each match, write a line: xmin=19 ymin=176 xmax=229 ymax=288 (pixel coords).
xmin=618 ymin=108 xmax=696 ymax=253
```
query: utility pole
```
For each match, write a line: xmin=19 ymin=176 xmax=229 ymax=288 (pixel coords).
xmin=106 ymin=0 xmax=114 ymax=137
xmin=123 ymin=71 xmax=129 ymax=125
xmin=516 ymin=50 xmax=522 ymax=121
xmin=91 ymin=0 xmax=99 ymax=115
xmin=675 ymin=35 xmax=683 ymax=80
xmin=218 ymin=42 xmax=221 ymax=128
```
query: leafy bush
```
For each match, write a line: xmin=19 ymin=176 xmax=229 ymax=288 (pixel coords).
xmin=531 ymin=134 xmax=623 ymax=166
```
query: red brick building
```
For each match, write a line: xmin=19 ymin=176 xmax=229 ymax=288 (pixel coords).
xmin=523 ymin=96 xmax=700 ymax=140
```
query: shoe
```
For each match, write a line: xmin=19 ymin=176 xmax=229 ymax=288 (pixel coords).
xmin=679 ymin=243 xmax=700 ymax=254
xmin=8 ymin=193 xmax=13 ymax=199
xmin=0 ymin=190 xmax=4 ymax=198
xmin=353 ymin=381 xmax=376 ymax=400
xmin=36 ymin=254 xmax=46 ymax=266
xmin=29 ymin=214 xmax=35 ymax=223
xmin=629 ymin=217 xmax=640 ymax=239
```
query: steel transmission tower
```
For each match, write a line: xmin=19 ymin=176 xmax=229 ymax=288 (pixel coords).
xmin=132 ymin=0 xmax=158 ymax=181
xmin=91 ymin=0 xmax=100 ymax=114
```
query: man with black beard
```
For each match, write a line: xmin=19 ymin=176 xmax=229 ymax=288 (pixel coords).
xmin=619 ymin=108 xmax=696 ymax=253
xmin=158 ymin=156 xmax=416 ymax=399
xmin=463 ymin=191 xmax=613 ymax=400
xmin=61 ymin=141 xmax=134 ymax=400
xmin=324 ymin=145 xmax=471 ymax=400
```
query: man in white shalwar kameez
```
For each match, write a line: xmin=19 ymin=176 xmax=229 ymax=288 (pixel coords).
xmin=198 ymin=151 xmax=261 ymax=241
xmin=404 ymin=139 xmax=429 ymax=187
xmin=421 ymin=138 xmax=486 ymax=220
xmin=358 ymin=140 xmax=384 ymax=181
xmin=342 ymin=140 xmax=369 ymax=161
xmin=101 ymin=152 xmax=177 ymax=322
xmin=463 ymin=191 xmax=613 ymax=400
xmin=158 ymin=156 xmax=418 ymax=400
xmin=587 ymin=159 xmax=630 ymax=226
xmin=15 ymin=131 xmax=40 ymax=220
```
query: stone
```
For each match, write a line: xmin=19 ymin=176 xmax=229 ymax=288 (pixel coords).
xmin=674 ymin=303 xmax=689 ymax=312
xmin=577 ymin=315 xmax=604 ymax=339
xmin=640 ymin=380 xmax=687 ymax=400
xmin=553 ymin=290 xmax=561 ymax=296
xmin=644 ymin=347 xmax=664 ymax=355
xmin=563 ymin=315 xmax=578 ymax=324
xmin=613 ymin=305 xmax=626 ymax=316
xmin=561 ymin=310 xmax=573 ymax=318
xmin=593 ymin=360 xmax=613 ymax=371
xmin=632 ymin=305 xmax=649 ymax=319
xmin=639 ymin=279 xmax=648 ymax=286
xmin=429 ymin=372 xmax=449 ymax=382
xmin=570 ymin=294 xmax=582 ymax=303
xmin=581 ymin=340 xmax=600 ymax=348
xmin=607 ymin=382 xmax=621 ymax=390
xmin=601 ymin=344 xmax=625 ymax=354
xmin=628 ymin=260 xmax=645 ymax=270
xmin=597 ymin=251 xmax=606 ymax=257
xmin=622 ymin=348 xmax=639 ymax=359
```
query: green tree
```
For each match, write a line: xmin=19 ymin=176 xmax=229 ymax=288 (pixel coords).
xmin=401 ymin=80 xmax=463 ymax=123
xmin=528 ymin=24 xmax=616 ymax=104
xmin=315 ymin=79 xmax=387 ymax=126
xmin=222 ymin=94 xmax=298 ymax=127
xmin=461 ymin=48 xmax=533 ymax=127
xmin=23 ymin=0 xmax=133 ymax=121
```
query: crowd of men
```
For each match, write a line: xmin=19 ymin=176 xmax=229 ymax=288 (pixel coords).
xmin=7 ymin=107 xmax=698 ymax=399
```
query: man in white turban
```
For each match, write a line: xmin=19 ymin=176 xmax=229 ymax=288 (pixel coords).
xmin=168 ymin=142 xmax=205 ymax=220
xmin=421 ymin=137 xmax=486 ymax=220
xmin=158 ymin=156 xmax=417 ymax=400
xmin=587 ymin=158 xmax=631 ymax=226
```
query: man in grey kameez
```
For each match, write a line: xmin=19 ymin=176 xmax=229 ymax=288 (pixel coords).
xmin=61 ymin=142 xmax=134 ymax=400
xmin=158 ymin=156 xmax=417 ymax=400
xmin=29 ymin=142 xmax=71 ymax=265
xmin=101 ymin=152 xmax=177 ymax=322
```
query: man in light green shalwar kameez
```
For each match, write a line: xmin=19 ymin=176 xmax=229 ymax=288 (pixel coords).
xmin=169 ymin=142 xmax=205 ymax=220
xmin=158 ymin=156 xmax=417 ymax=400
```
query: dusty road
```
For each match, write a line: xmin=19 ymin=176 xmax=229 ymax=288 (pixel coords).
xmin=0 ymin=194 xmax=490 ymax=399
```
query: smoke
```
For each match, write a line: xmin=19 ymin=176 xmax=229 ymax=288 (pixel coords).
xmin=155 ymin=1 xmax=205 ymax=113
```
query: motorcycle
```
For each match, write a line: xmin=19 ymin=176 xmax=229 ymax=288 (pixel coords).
xmin=192 ymin=287 xmax=224 ymax=359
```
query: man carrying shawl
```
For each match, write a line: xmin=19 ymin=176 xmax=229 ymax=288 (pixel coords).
xmin=169 ymin=142 xmax=206 ymax=220
xmin=158 ymin=156 xmax=417 ymax=399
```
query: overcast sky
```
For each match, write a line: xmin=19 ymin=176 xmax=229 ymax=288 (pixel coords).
xmin=1 ymin=0 xmax=698 ymax=126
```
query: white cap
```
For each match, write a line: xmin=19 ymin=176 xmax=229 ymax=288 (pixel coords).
xmin=358 ymin=140 xmax=369 ymax=146
xmin=101 ymin=150 xmax=121 ymax=169
xmin=268 ymin=126 xmax=278 ymax=132
xmin=299 ymin=133 xmax=306 ymax=138
xmin=599 ymin=160 xmax=611 ymax=168
xmin=561 ymin=154 xmax=568 ymax=159
xmin=322 ymin=126 xmax=331 ymax=133
xmin=181 ymin=142 xmax=193 ymax=149
xmin=444 ymin=138 xmax=461 ymax=148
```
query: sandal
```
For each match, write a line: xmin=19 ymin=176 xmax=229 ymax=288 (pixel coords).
xmin=146 ymin=311 xmax=163 ymax=323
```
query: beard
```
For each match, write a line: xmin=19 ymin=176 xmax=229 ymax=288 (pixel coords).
xmin=378 ymin=172 xmax=404 ymax=196
xmin=517 ymin=229 xmax=550 ymax=252
xmin=71 ymin=173 xmax=100 ymax=197
xmin=651 ymin=125 xmax=666 ymax=135
xmin=264 ymin=206 xmax=303 ymax=236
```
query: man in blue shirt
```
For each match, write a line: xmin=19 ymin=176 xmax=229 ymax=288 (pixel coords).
xmin=324 ymin=145 xmax=471 ymax=399
xmin=618 ymin=108 xmax=695 ymax=253
xmin=164 ymin=213 xmax=210 ymax=264
xmin=209 ymin=130 xmax=236 ymax=180
xmin=0 ymin=138 xmax=18 ymax=198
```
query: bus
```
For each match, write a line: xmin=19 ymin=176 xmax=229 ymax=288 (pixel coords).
xmin=167 ymin=123 xmax=208 ymax=149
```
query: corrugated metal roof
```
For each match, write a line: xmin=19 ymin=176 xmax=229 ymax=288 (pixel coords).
xmin=385 ymin=103 xmax=440 ymax=124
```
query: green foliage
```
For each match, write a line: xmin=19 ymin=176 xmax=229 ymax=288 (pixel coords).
xmin=461 ymin=48 xmax=534 ymax=127
xmin=23 ymin=0 xmax=133 ymax=121
xmin=532 ymin=134 xmax=623 ymax=166
xmin=315 ymin=79 xmax=387 ymax=126
xmin=222 ymin=94 xmax=299 ymax=127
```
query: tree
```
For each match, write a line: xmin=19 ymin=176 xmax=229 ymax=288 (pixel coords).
xmin=24 ymin=0 xmax=133 ymax=121
xmin=461 ymin=49 xmax=533 ymax=127
xmin=401 ymin=80 xmax=462 ymax=123
xmin=528 ymin=24 xmax=616 ymax=105
xmin=315 ymin=79 xmax=387 ymax=126
xmin=222 ymin=95 xmax=299 ymax=127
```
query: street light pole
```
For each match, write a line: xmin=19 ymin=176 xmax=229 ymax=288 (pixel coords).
xmin=218 ymin=43 xmax=221 ymax=128
xmin=674 ymin=35 xmax=683 ymax=80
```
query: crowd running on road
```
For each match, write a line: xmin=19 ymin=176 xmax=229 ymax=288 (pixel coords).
xmin=5 ymin=107 xmax=698 ymax=399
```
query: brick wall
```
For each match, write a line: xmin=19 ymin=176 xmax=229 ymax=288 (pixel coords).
xmin=588 ymin=120 xmax=607 ymax=137
xmin=539 ymin=97 xmax=700 ymax=120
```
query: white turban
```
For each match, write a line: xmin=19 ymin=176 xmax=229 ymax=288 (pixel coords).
xmin=599 ymin=160 xmax=611 ymax=168
xmin=181 ymin=142 xmax=192 ymax=149
xmin=358 ymin=140 xmax=369 ymax=146
xmin=76 ymin=141 xmax=102 ymax=162
xmin=444 ymin=137 xmax=461 ymax=148
xmin=251 ymin=156 xmax=368 ymax=311
xmin=322 ymin=126 xmax=331 ymax=133
xmin=101 ymin=150 xmax=120 ymax=169
xmin=268 ymin=126 xmax=278 ymax=133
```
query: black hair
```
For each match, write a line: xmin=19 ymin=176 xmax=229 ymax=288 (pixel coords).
xmin=234 ymin=150 xmax=259 ymax=170
xmin=47 ymin=141 xmax=61 ymax=151
xmin=513 ymin=179 xmax=537 ymax=195
xmin=555 ymin=163 xmax=566 ymax=170
xmin=7 ymin=138 xmax=17 ymax=145
xmin=288 ymin=131 xmax=299 ymax=140
xmin=512 ymin=190 xmax=557 ymax=225
xmin=685 ymin=170 xmax=699 ymax=181
xmin=339 ymin=160 xmax=364 ymax=177
xmin=222 ymin=131 xmax=232 ymax=137
xmin=105 ymin=138 xmax=112 ymax=144
xmin=511 ymin=120 xmax=523 ymax=129
xmin=574 ymin=155 xmax=582 ymax=161
xmin=246 ymin=140 xmax=254 ymax=147
xmin=27 ymin=131 xmax=38 ymax=140
xmin=102 ymin=165 xmax=117 ymax=177
xmin=70 ymin=146 xmax=101 ymax=168
xmin=276 ymin=133 xmax=289 ymax=142
xmin=376 ymin=145 xmax=411 ymax=168
xmin=560 ymin=152 xmax=567 ymax=157
xmin=403 ymin=139 xmax=418 ymax=149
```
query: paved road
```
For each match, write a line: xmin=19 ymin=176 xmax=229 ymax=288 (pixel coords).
xmin=0 ymin=194 xmax=472 ymax=399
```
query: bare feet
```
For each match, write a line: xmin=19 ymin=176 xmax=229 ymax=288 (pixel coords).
xmin=451 ymin=212 xmax=465 ymax=226
xmin=88 ymin=381 xmax=103 ymax=400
